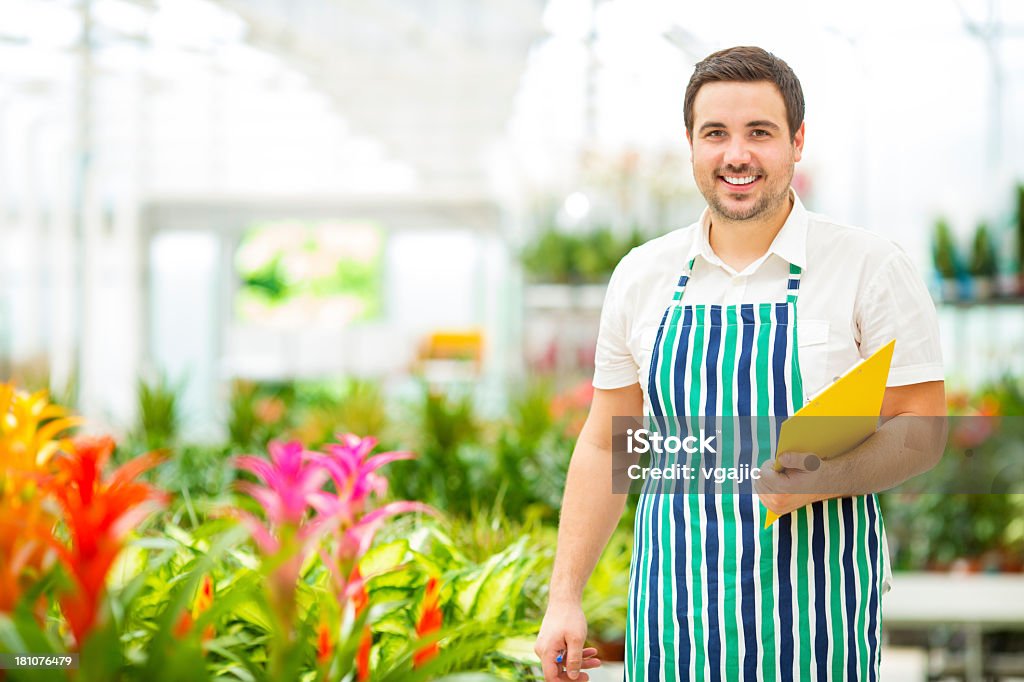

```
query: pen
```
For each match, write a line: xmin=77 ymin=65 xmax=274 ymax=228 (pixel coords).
xmin=556 ymin=649 xmax=565 ymax=664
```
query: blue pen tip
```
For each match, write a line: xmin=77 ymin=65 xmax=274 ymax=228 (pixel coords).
xmin=556 ymin=653 xmax=564 ymax=663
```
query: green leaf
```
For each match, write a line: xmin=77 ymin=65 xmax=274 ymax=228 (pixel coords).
xmin=472 ymin=562 xmax=522 ymax=621
xmin=366 ymin=566 xmax=418 ymax=591
xmin=365 ymin=587 xmax=414 ymax=604
xmin=495 ymin=636 xmax=541 ymax=665
xmin=371 ymin=612 xmax=413 ymax=637
xmin=359 ymin=539 xmax=410 ymax=576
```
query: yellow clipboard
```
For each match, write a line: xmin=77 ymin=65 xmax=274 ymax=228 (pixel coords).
xmin=762 ymin=339 xmax=895 ymax=528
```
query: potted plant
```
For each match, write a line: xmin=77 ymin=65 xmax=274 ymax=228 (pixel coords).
xmin=932 ymin=218 xmax=961 ymax=302
xmin=1016 ymin=183 xmax=1024 ymax=296
xmin=968 ymin=222 xmax=998 ymax=300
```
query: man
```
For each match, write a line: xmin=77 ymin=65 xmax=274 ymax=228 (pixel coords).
xmin=535 ymin=46 xmax=945 ymax=682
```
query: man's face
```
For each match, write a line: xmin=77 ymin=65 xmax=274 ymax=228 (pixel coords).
xmin=687 ymin=81 xmax=804 ymax=222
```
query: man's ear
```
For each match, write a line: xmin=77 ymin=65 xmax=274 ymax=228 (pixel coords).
xmin=793 ymin=122 xmax=805 ymax=162
xmin=685 ymin=129 xmax=693 ymax=159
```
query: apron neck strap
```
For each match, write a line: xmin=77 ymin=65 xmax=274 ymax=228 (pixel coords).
xmin=673 ymin=259 xmax=803 ymax=303
xmin=786 ymin=262 xmax=802 ymax=303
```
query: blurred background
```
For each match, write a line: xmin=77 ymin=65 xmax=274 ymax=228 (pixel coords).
xmin=1 ymin=0 xmax=1023 ymax=679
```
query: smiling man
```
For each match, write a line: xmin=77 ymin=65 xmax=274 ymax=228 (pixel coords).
xmin=535 ymin=46 xmax=945 ymax=682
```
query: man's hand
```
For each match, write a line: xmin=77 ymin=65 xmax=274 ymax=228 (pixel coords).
xmin=754 ymin=451 xmax=828 ymax=516
xmin=535 ymin=601 xmax=602 ymax=681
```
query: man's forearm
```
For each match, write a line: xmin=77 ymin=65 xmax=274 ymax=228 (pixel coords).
xmin=548 ymin=435 xmax=628 ymax=604
xmin=820 ymin=415 xmax=948 ymax=497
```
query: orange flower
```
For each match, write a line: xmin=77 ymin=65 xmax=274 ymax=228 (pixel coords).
xmin=49 ymin=436 xmax=166 ymax=646
xmin=174 ymin=575 xmax=215 ymax=641
xmin=0 ymin=509 xmax=56 ymax=613
xmin=0 ymin=384 xmax=79 ymax=614
xmin=345 ymin=567 xmax=372 ymax=681
xmin=0 ymin=384 xmax=83 ymax=476
xmin=316 ymin=617 xmax=333 ymax=665
xmin=356 ymin=626 xmax=372 ymax=681
xmin=413 ymin=577 xmax=443 ymax=668
xmin=254 ymin=397 xmax=286 ymax=425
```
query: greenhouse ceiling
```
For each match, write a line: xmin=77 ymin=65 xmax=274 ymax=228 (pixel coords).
xmin=0 ymin=0 xmax=547 ymax=196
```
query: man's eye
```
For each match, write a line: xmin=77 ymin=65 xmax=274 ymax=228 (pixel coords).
xmin=751 ymin=129 xmax=770 ymax=137
xmin=706 ymin=130 xmax=724 ymax=138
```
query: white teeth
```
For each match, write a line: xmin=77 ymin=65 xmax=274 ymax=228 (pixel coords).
xmin=723 ymin=175 xmax=756 ymax=185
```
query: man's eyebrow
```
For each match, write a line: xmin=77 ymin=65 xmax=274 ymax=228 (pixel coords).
xmin=697 ymin=120 xmax=782 ymax=133
xmin=698 ymin=121 xmax=727 ymax=133
xmin=746 ymin=120 xmax=781 ymax=131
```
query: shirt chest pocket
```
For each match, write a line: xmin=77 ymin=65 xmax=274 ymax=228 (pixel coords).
xmin=796 ymin=319 xmax=830 ymax=400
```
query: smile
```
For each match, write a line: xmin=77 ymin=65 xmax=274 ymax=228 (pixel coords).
xmin=717 ymin=174 xmax=761 ymax=192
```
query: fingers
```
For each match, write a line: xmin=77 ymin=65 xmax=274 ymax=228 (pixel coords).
xmin=564 ymin=634 xmax=584 ymax=679
xmin=541 ymin=657 xmax=561 ymax=682
xmin=758 ymin=493 xmax=783 ymax=514
xmin=536 ymin=636 xmax=564 ymax=682
xmin=538 ymin=642 xmax=563 ymax=681
xmin=536 ymin=634 xmax=600 ymax=681
xmin=776 ymin=451 xmax=820 ymax=472
xmin=556 ymin=648 xmax=600 ymax=681
xmin=580 ymin=648 xmax=602 ymax=669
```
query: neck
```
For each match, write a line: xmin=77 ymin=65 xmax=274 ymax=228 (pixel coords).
xmin=708 ymin=193 xmax=794 ymax=272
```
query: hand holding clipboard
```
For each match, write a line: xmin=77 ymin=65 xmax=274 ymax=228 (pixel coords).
xmin=761 ymin=339 xmax=896 ymax=528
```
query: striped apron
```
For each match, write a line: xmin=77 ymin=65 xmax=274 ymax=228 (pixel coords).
xmin=626 ymin=257 xmax=886 ymax=681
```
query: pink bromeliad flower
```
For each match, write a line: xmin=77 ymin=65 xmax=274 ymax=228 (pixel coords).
xmin=317 ymin=434 xmax=414 ymax=518
xmin=235 ymin=434 xmax=436 ymax=673
xmin=234 ymin=440 xmax=340 ymax=555
xmin=317 ymin=434 xmax=435 ymax=596
xmin=233 ymin=440 xmax=343 ymax=630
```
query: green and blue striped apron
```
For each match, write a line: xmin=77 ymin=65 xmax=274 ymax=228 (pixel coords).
xmin=626 ymin=257 xmax=886 ymax=681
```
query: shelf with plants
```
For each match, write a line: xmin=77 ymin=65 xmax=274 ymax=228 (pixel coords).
xmin=520 ymin=224 xmax=647 ymax=287
xmin=880 ymin=375 xmax=1024 ymax=575
xmin=523 ymin=282 xmax=609 ymax=312
xmin=938 ymin=295 xmax=1024 ymax=309
xmin=930 ymin=184 xmax=1024 ymax=305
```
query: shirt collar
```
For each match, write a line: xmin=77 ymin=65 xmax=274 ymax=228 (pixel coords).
xmin=686 ymin=189 xmax=808 ymax=272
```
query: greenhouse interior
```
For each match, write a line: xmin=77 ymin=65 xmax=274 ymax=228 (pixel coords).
xmin=1 ymin=0 xmax=1024 ymax=680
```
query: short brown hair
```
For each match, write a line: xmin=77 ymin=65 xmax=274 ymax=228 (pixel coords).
xmin=684 ymin=46 xmax=805 ymax=140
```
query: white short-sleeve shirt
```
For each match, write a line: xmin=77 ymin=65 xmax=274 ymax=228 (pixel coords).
xmin=593 ymin=192 xmax=945 ymax=414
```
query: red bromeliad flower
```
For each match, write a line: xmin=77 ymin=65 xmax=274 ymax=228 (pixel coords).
xmin=315 ymin=617 xmax=332 ymax=665
xmin=356 ymin=625 xmax=372 ymax=681
xmin=49 ymin=436 xmax=166 ymax=646
xmin=174 ymin=574 xmax=215 ymax=642
xmin=413 ymin=577 xmax=443 ymax=668
xmin=338 ymin=566 xmax=373 ymax=681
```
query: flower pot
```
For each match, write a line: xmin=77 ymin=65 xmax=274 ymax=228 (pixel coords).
xmin=941 ymin=278 xmax=959 ymax=302
xmin=997 ymin=272 xmax=1019 ymax=297
xmin=971 ymin=276 xmax=994 ymax=300
xmin=592 ymin=637 xmax=626 ymax=663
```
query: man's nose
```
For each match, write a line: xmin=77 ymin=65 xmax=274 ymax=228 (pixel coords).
xmin=723 ymin=137 xmax=752 ymax=167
